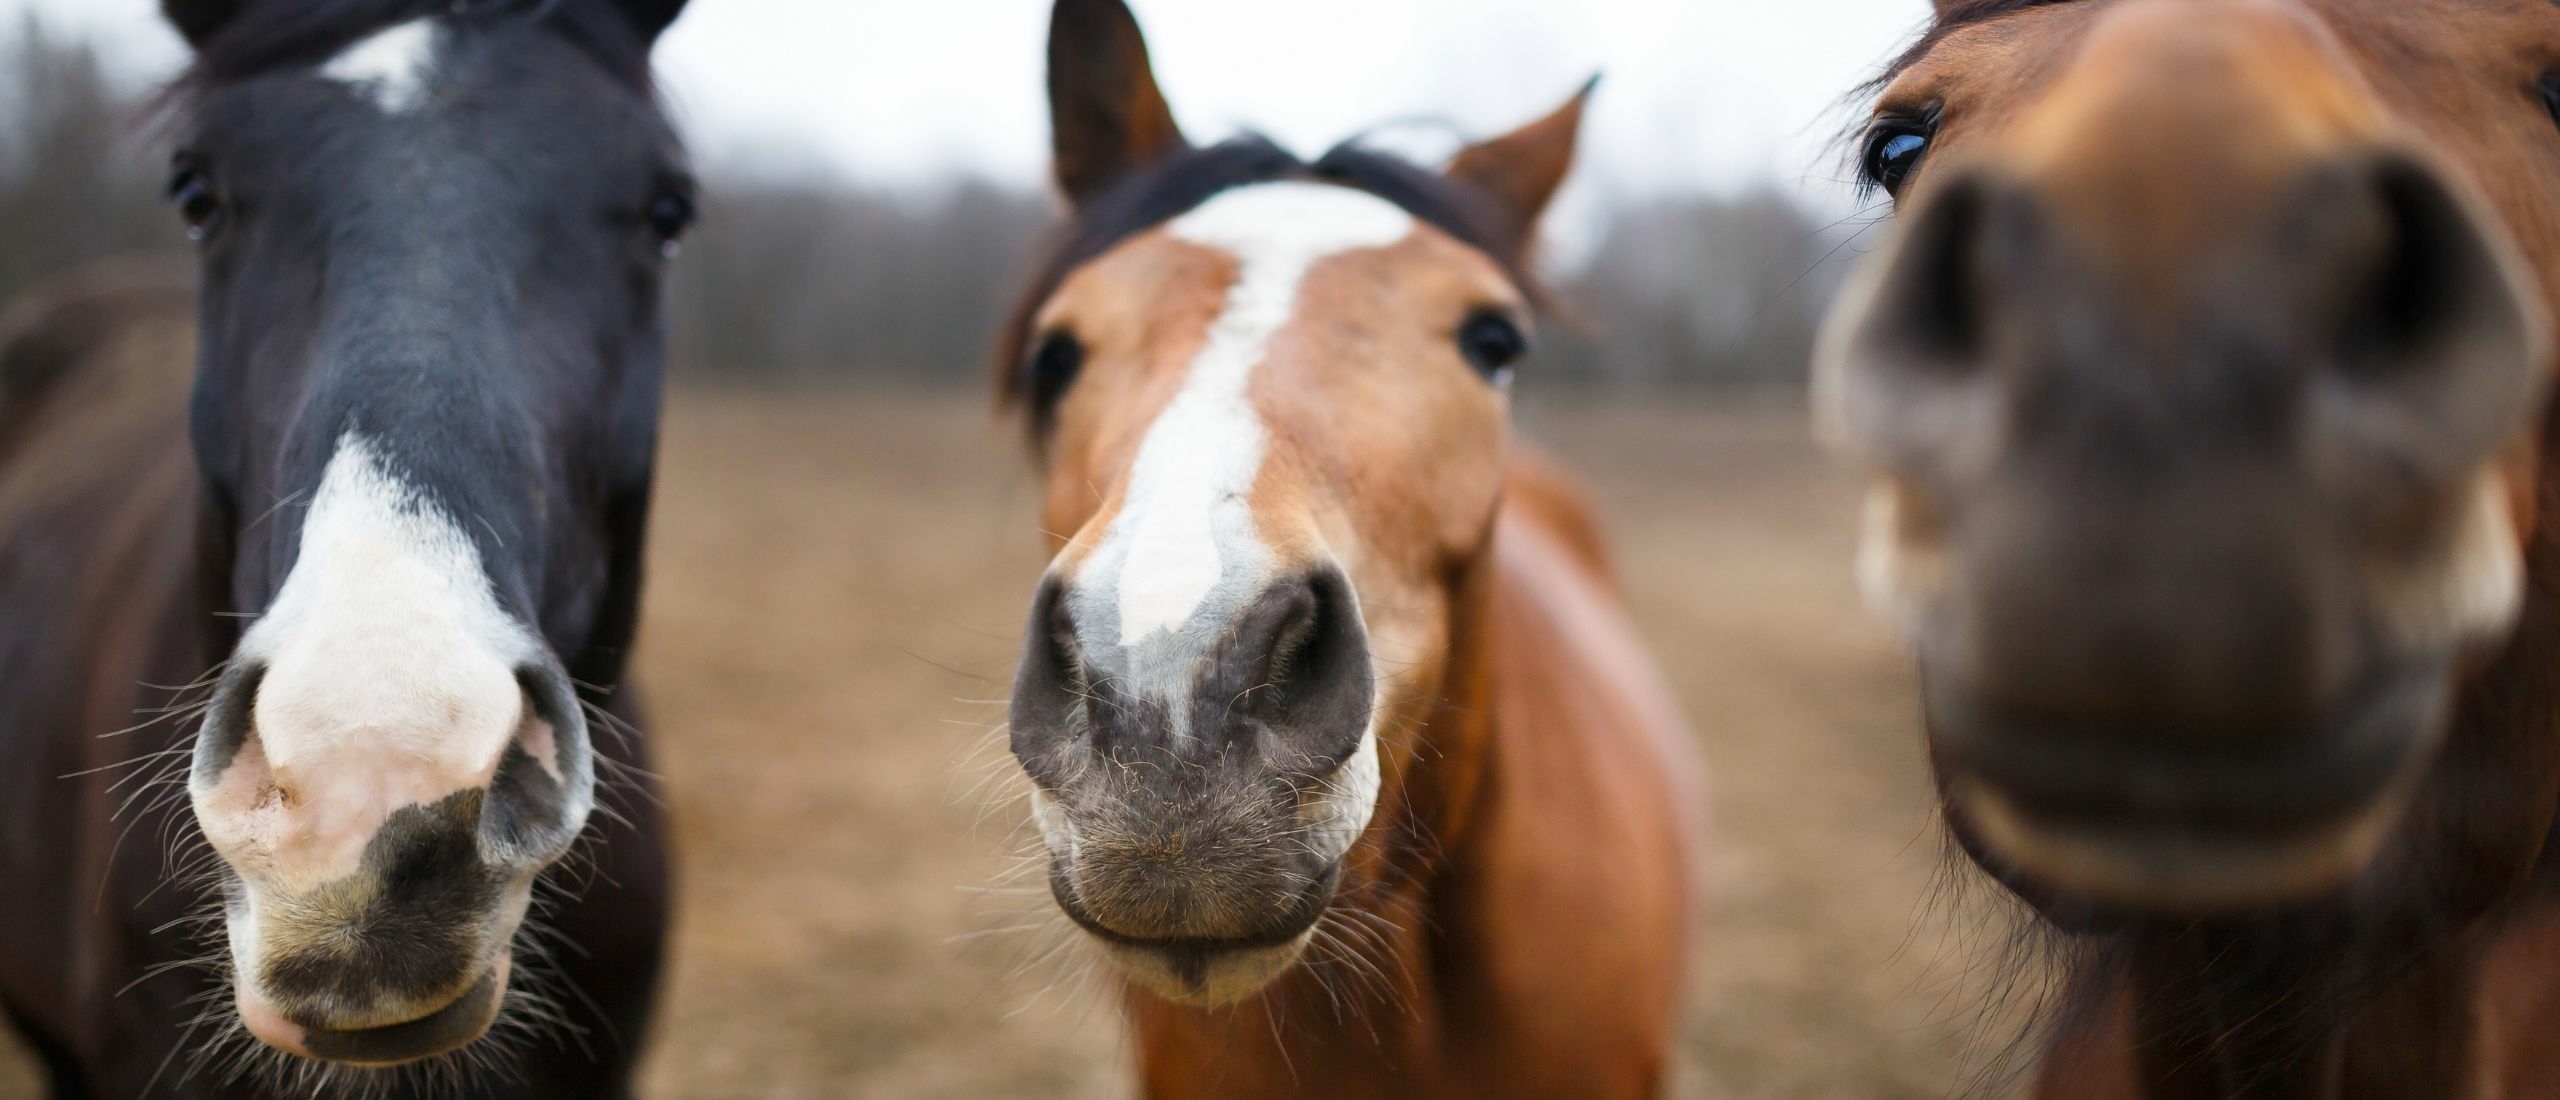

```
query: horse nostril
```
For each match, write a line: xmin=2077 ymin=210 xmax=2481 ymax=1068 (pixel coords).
xmin=1222 ymin=569 xmax=1374 ymax=771
xmin=1819 ymin=169 xmax=2040 ymax=475
xmin=191 ymin=661 xmax=267 ymax=788
xmin=1010 ymin=575 xmax=1095 ymax=776
xmin=480 ymin=665 xmax=594 ymax=868
xmin=1841 ymin=169 xmax=2046 ymax=385
xmin=2316 ymin=155 xmax=2541 ymax=391
xmin=1881 ymin=174 xmax=1997 ymax=369
xmin=2275 ymin=151 xmax=2549 ymax=499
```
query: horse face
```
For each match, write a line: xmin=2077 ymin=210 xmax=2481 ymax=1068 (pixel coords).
xmin=1010 ymin=186 xmax=1520 ymax=1004
xmin=165 ymin=0 xmax=687 ymax=1065
xmin=1003 ymin=0 xmax=1580 ymax=1007
xmin=1821 ymin=0 xmax=2560 ymax=913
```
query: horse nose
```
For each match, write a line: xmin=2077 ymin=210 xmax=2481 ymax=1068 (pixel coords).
xmin=1822 ymin=149 xmax=2546 ymax=730
xmin=186 ymin=649 xmax=590 ymax=1060
xmin=1010 ymin=566 xmax=1374 ymax=781
xmin=1831 ymin=150 xmax=2542 ymax=473
xmin=1011 ymin=564 xmax=1376 ymax=957
xmin=191 ymin=656 xmax=592 ymax=880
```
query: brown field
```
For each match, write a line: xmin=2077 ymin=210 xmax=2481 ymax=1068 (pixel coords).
xmin=3 ymin=388 xmax=2036 ymax=1099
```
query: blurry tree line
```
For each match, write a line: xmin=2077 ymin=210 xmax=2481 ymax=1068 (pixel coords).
xmin=0 ymin=16 xmax=174 ymax=306
xmin=0 ymin=18 xmax=1848 ymax=391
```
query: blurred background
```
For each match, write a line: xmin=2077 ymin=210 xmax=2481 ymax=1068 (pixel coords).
xmin=0 ymin=1 xmax=2046 ymax=1096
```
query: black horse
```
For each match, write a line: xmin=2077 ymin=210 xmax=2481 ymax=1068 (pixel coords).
xmin=0 ymin=0 xmax=693 ymax=1094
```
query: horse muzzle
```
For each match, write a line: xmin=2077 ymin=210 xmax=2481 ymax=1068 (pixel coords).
xmin=188 ymin=650 xmax=594 ymax=1064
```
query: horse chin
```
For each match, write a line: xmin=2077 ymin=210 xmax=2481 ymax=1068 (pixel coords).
xmin=1104 ymin=935 xmax=1316 ymax=1008
xmin=1945 ymin=777 xmax=2416 ymax=915
xmin=1045 ymin=856 xmax=1339 ymax=1007
xmin=1925 ymin=656 xmax=2453 ymax=916
xmin=235 ymin=951 xmax=512 ymax=1067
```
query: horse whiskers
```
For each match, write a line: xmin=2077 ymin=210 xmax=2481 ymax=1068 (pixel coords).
xmin=59 ymin=743 xmax=191 ymax=782
xmin=573 ymin=699 xmax=658 ymax=770
xmin=1001 ymin=928 xmax=1108 ymax=1024
xmin=1301 ymin=902 xmax=1409 ymax=1027
xmin=952 ymin=820 xmax=1113 ymax=1024
xmin=93 ymin=662 xmax=228 ymax=744
xmin=1895 ymin=830 xmax=2078 ymax=1098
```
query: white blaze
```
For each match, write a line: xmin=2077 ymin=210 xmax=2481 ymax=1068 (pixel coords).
xmin=208 ymin=433 xmax=539 ymax=886
xmin=321 ymin=18 xmax=441 ymax=114
xmin=1096 ymin=182 xmax=1414 ymax=646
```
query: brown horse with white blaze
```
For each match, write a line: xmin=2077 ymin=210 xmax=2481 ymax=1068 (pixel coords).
xmin=995 ymin=1 xmax=1701 ymax=1095
xmin=1824 ymin=0 xmax=2560 ymax=1094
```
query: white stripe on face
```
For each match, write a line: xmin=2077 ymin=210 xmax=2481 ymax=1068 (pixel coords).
xmin=196 ymin=433 xmax=542 ymax=888
xmin=1080 ymin=182 xmax=1414 ymax=651
xmin=321 ymin=18 xmax=441 ymax=114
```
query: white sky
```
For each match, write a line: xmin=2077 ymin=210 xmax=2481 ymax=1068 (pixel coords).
xmin=6 ymin=0 xmax=1929 ymax=221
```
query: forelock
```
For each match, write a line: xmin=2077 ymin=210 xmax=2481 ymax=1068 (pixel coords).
xmin=174 ymin=0 xmax=651 ymax=94
xmin=992 ymin=134 xmax=1543 ymax=411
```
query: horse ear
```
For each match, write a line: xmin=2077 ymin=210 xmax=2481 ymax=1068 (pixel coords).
xmin=160 ymin=0 xmax=245 ymax=49
xmin=610 ymin=0 xmax=691 ymax=42
xmin=1444 ymin=76 xmax=1596 ymax=242
xmin=1047 ymin=0 xmax=1187 ymax=207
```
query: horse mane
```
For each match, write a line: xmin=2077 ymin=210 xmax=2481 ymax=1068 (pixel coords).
xmin=173 ymin=0 xmax=653 ymax=93
xmin=991 ymin=134 xmax=1544 ymax=410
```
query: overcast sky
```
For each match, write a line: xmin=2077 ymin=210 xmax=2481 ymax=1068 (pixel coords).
xmin=7 ymin=0 xmax=1930 ymax=217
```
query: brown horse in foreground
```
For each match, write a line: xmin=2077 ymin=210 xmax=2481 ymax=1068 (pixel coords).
xmin=992 ymin=1 xmax=1701 ymax=1095
xmin=1824 ymin=0 xmax=2560 ymax=1094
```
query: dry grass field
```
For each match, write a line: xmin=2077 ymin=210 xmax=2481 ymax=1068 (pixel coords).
xmin=3 ymin=387 xmax=2039 ymax=1098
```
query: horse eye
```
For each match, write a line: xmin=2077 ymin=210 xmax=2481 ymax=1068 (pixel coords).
xmin=645 ymin=189 xmax=697 ymax=253
xmin=2540 ymin=72 xmax=2560 ymax=130
xmin=1456 ymin=310 xmax=1528 ymax=381
xmin=1026 ymin=331 xmax=1084 ymax=415
xmin=1862 ymin=119 xmax=1934 ymax=197
xmin=167 ymin=169 xmax=222 ymax=239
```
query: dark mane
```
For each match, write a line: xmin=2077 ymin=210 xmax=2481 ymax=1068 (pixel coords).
xmin=175 ymin=0 xmax=652 ymax=92
xmin=993 ymin=134 xmax=1540 ymax=408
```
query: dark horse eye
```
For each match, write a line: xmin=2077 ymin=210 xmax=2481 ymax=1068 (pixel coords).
xmin=1456 ymin=310 xmax=1528 ymax=380
xmin=1861 ymin=115 xmax=1936 ymax=197
xmin=645 ymin=189 xmax=697 ymax=254
xmin=2541 ymin=72 xmax=2560 ymax=129
xmin=1026 ymin=330 xmax=1084 ymax=416
xmin=167 ymin=169 xmax=222 ymax=239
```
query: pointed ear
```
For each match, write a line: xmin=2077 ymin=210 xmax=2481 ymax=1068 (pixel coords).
xmin=1047 ymin=0 xmax=1187 ymax=207
xmin=610 ymin=0 xmax=691 ymax=43
xmin=161 ymin=0 xmax=246 ymax=49
xmin=1444 ymin=76 xmax=1596 ymax=243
